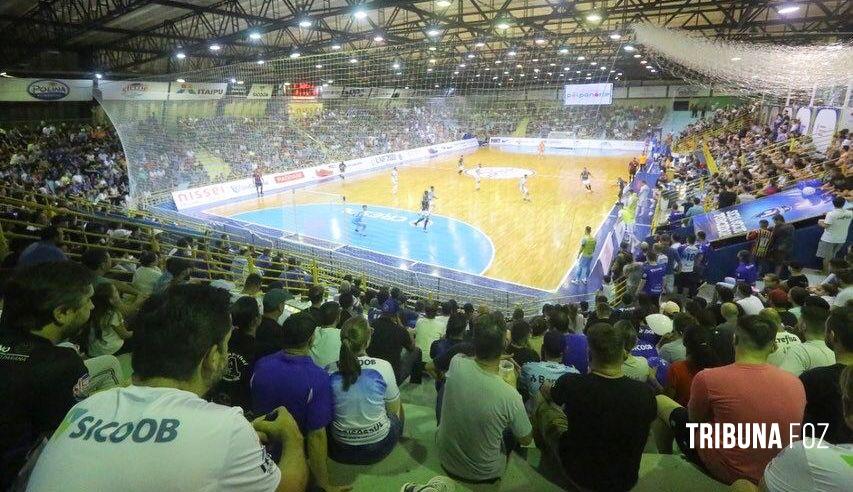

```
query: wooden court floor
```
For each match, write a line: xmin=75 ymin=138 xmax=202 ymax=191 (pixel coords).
xmin=209 ymin=147 xmax=632 ymax=290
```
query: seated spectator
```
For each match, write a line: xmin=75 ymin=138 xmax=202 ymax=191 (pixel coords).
xmin=234 ymin=272 xmax=264 ymax=305
xmin=550 ymin=308 xmax=589 ymax=375
xmin=26 ymin=284 xmax=308 ymax=492
xmin=750 ymin=364 xmax=853 ymax=492
xmin=0 ymin=262 xmax=95 ymax=488
xmin=835 ymin=268 xmax=853 ymax=308
xmin=17 ymin=226 xmax=67 ymax=267
xmin=304 ymin=284 xmax=325 ymax=323
xmin=519 ymin=330 xmax=578 ymax=410
xmin=618 ymin=320 xmax=662 ymax=389
xmin=715 ymin=302 xmax=740 ymax=336
xmin=310 ymin=301 xmax=342 ymax=369
xmin=767 ymin=288 xmax=798 ymax=327
xmin=152 ymin=255 xmax=194 ymax=295
xmin=327 ymin=316 xmax=403 ymax=465
xmin=210 ymin=296 xmax=261 ymax=414
xmin=81 ymin=282 xmax=134 ymax=357
xmin=537 ymin=323 xmax=656 ymax=491
xmin=506 ymin=320 xmax=540 ymax=367
xmin=787 ymin=286 xmax=808 ymax=320
xmin=527 ymin=315 xmax=547 ymax=354
xmin=256 ymin=288 xmax=292 ymax=359
xmin=654 ymin=315 xmax=806 ymax=485
xmin=799 ymin=306 xmax=852 ymax=444
xmin=252 ymin=312 xmax=342 ymax=492
xmin=658 ymin=313 xmax=696 ymax=363
xmin=665 ymin=323 xmax=731 ymax=407
xmin=367 ymin=299 xmax=420 ymax=384
xmin=80 ymin=248 xmax=139 ymax=299
xmin=735 ymin=282 xmax=764 ymax=315
xmin=131 ymin=251 xmax=161 ymax=295
xmin=437 ymin=316 xmax=533 ymax=484
xmin=784 ymin=262 xmax=809 ymax=290
xmin=779 ymin=305 xmax=833 ymax=376
xmin=413 ymin=301 xmax=446 ymax=370
xmin=763 ymin=308 xmax=803 ymax=366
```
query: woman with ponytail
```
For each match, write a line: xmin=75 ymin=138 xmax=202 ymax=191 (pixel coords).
xmin=327 ymin=316 xmax=403 ymax=465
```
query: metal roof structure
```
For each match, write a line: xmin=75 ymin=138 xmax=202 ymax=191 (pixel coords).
xmin=0 ymin=1 xmax=849 ymax=82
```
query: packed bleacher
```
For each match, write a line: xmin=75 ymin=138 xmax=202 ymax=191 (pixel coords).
xmin=1 ymin=103 xmax=852 ymax=492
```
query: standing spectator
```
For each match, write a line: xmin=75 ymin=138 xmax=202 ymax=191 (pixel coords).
xmin=0 ymin=262 xmax=95 ymax=488
xmin=16 ymin=226 xmax=67 ymax=267
xmin=251 ymin=312 xmax=342 ymax=492
xmin=768 ymin=214 xmax=795 ymax=276
xmin=799 ymin=306 xmax=852 ymax=444
xmin=256 ymin=288 xmax=292 ymax=359
xmin=779 ymin=305 xmax=833 ymax=376
xmin=367 ymin=299 xmax=420 ymax=384
xmin=637 ymin=253 xmax=667 ymax=297
xmin=654 ymin=315 xmax=806 ymax=485
xmin=209 ymin=296 xmax=261 ymax=414
xmin=745 ymin=220 xmax=773 ymax=274
xmin=26 ymin=284 xmax=308 ymax=492
xmin=327 ymin=317 xmax=403 ymax=465
xmin=437 ymin=316 xmax=533 ymax=484
xmin=537 ymin=323 xmax=656 ymax=491
xmin=310 ymin=301 xmax=343 ymax=369
xmin=816 ymin=196 xmax=852 ymax=273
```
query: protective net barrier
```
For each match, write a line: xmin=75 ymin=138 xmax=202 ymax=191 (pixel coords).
xmin=94 ymin=44 xmax=667 ymax=202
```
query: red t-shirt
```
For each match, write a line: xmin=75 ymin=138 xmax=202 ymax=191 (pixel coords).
xmin=688 ymin=363 xmax=806 ymax=485
xmin=667 ymin=360 xmax=699 ymax=407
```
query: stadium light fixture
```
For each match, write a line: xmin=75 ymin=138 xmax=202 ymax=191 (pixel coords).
xmin=374 ymin=35 xmax=384 ymax=42
xmin=577 ymin=56 xmax=585 ymax=61
xmin=353 ymin=9 xmax=367 ymax=20
xmin=427 ymin=28 xmax=441 ymax=37
xmin=257 ymin=59 xmax=265 ymax=65
xmin=331 ymin=43 xmax=342 ymax=50
xmin=633 ymin=54 xmax=641 ymax=58
xmin=475 ymin=41 xmax=485 ymax=47
xmin=496 ymin=21 xmax=510 ymax=30
xmin=350 ymin=57 xmax=358 ymax=63
xmin=229 ymin=78 xmax=237 ymax=83
xmin=176 ymin=78 xmax=185 ymax=83
xmin=730 ymin=57 xmax=742 ymax=61
xmin=175 ymin=52 xmax=186 ymax=59
xmin=209 ymin=44 xmax=221 ymax=51
xmin=436 ymin=0 xmax=451 ymax=7
xmin=559 ymin=48 xmax=569 ymax=54
xmin=777 ymin=5 xmax=800 ymax=15
xmin=586 ymin=13 xmax=602 ymax=22
xmin=535 ymin=37 xmax=546 ymax=45
xmin=95 ymin=73 xmax=102 ymax=79
xmin=609 ymin=33 xmax=622 ymax=40
xmin=507 ymin=50 xmax=516 ymax=56
xmin=290 ymin=52 xmax=301 ymax=58
xmin=298 ymin=18 xmax=312 ymax=28
xmin=623 ymin=45 xmax=635 ymax=52
xmin=315 ymin=64 xmax=323 ymax=68
xmin=392 ymin=62 xmax=401 ymax=69
xmin=249 ymin=32 xmax=262 ymax=40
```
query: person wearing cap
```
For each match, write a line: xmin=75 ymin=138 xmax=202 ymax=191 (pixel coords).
xmin=778 ymin=305 xmax=833 ymax=376
xmin=367 ymin=297 xmax=419 ymax=384
xmin=256 ymin=288 xmax=293 ymax=359
xmin=816 ymin=196 xmax=853 ymax=273
xmin=520 ymin=330 xmax=578 ymax=414
xmin=767 ymin=288 xmax=797 ymax=327
xmin=252 ymin=312 xmax=346 ymax=492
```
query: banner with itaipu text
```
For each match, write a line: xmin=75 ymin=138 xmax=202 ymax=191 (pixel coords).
xmin=0 ymin=78 xmax=93 ymax=102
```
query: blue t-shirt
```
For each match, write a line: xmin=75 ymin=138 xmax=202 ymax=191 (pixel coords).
xmin=17 ymin=241 xmax=68 ymax=267
xmin=697 ymin=241 xmax=712 ymax=267
xmin=631 ymin=341 xmax=659 ymax=360
xmin=637 ymin=324 xmax=662 ymax=346
xmin=251 ymin=352 xmax=334 ymax=434
xmin=735 ymin=263 xmax=758 ymax=286
xmin=352 ymin=210 xmax=365 ymax=224
xmin=562 ymin=333 xmax=589 ymax=375
xmin=641 ymin=263 xmax=667 ymax=295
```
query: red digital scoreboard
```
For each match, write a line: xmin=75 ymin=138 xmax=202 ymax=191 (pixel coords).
xmin=291 ymin=83 xmax=317 ymax=97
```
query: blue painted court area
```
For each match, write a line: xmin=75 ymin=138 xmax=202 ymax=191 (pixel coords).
xmin=230 ymin=203 xmax=494 ymax=275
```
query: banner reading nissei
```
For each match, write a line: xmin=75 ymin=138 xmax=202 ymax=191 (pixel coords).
xmin=563 ymin=83 xmax=613 ymax=106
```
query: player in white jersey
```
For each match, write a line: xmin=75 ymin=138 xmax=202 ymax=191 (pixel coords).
xmin=428 ymin=186 xmax=437 ymax=212
xmin=457 ymin=155 xmax=465 ymax=175
xmin=474 ymin=163 xmax=482 ymax=191
xmin=519 ymin=174 xmax=531 ymax=202
xmin=391 ymin=166 xmax=398 ymax=195
xmin=580 ymin=167 xmax=593 ymax=193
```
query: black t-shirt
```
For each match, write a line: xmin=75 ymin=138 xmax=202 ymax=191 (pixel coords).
xmin=209 ymin=330 xmax=256 ymax=416
xmin=786 ymin=274 xmax=809 ymax=290
xmin=778 ymin=310 xmax=798 ymax=328
xmin=432 ymin=340 xmax=474 ymax=374
xmin=367 ymin=316 xmax=413 ymax=371
xmin=551 ymin=372 xmax=656 ymax=492
xmin=800 ymin=363 xmax=852 ymax=445
xmin=506 ymin=344 xmax=540 ymax=367
xmin=0 ymin=331 xmax=89 ymax=484
xmin=717 ymin=190 xmax=737 ymax=209
xmin=255 ymin=317 xmax=284 ymax=359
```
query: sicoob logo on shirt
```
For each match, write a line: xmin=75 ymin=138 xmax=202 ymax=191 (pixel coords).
xmin=66 ymin=415 xmax=181 ymax=443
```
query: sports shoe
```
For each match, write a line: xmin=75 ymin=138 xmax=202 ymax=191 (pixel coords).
xmin=400 ymin=475 xmax=456 ymax=492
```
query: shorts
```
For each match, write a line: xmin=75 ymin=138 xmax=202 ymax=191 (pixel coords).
xmin=675 ymin=271 xmax=697 ymax=291
xmin=816 ymin=240 xmax=844 ymax=259
xmin=668 ymin=407 xmax=706 ymax=470
xmin=582 ymin=179 xmax=591 ymax=186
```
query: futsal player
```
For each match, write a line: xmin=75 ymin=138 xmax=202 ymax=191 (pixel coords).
xmin=428 ymin=186 xmax=438 ymax=212
xmin=474 ymin=163 xmax=482 ymax=191
xmin=352 ymin=204 xmax=367 ymax=235
xmin=413 ymin=191 xmax=431 ymax=231
xmin=615 ymin=177 xmax=626 ymax=204
xmin=339 ymin=161 xmax=346 ymax=180
xmin=252 ymin=168 xmax=263 ymax=197
xmin=519 ymin=174 xmax=531 ymax=202
xmin=581 ymin=167 xmax=593 ymax=193
xmin=537 ymin=140 xmax=545 ymax=157
xmin=391 ymin=166 xmax=398 ymax=195
xmin=457 ymin=155 xmax=464 ymax=175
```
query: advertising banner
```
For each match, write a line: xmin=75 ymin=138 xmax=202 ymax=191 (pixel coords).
xmin=795 ymin=107 xmax=812 ymax=134
xmin=563 ymin=83 xmax=613 ymax=105
xmin=488 ymin=136 xmax=646 ymax=152
xmin=98 ymin=80 xmax=169 ymax=101
xmin=247 ymin=84 xmax=273 ymax=99
xmin=811 ymin=108 xmax=838 ymax=153
xmin=668 ymin=85 xmax=711 ymax=98
xmin=613 ymin=87 xmax=628 ymax=99
xmin=627 ymin=86 xmax=667 ymax=98
xmin=168 ymin=82 xmax=228 ymax=100
xmin=340 ymin=86 xmax=371 ymax=98
xmin=692 ymin=180 xmax=838 ymax=241
xmin=172 ymin=138 xmax=479 ymax=210
xmin=0 ymin=78 xmax=93 ymax=102
xmin=320 ymin=86 xmax=342 ymax=99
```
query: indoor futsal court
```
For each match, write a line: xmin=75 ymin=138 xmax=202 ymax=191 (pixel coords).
xmin=205 ymin=146 xmax=632 ymax=291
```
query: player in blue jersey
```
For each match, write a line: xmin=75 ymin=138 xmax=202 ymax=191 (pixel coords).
xmin=352 ymin=204 xmax=367 ymax=235
xmin=734 ymin=250 xmax=758 ymax=286
xmin=519 ymin=331 xmax=578 ymax=414
xmin=676 ymin=235 xmax=700 ymax=296
xmin=637 ymin=255 xmax=667 ymax=297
